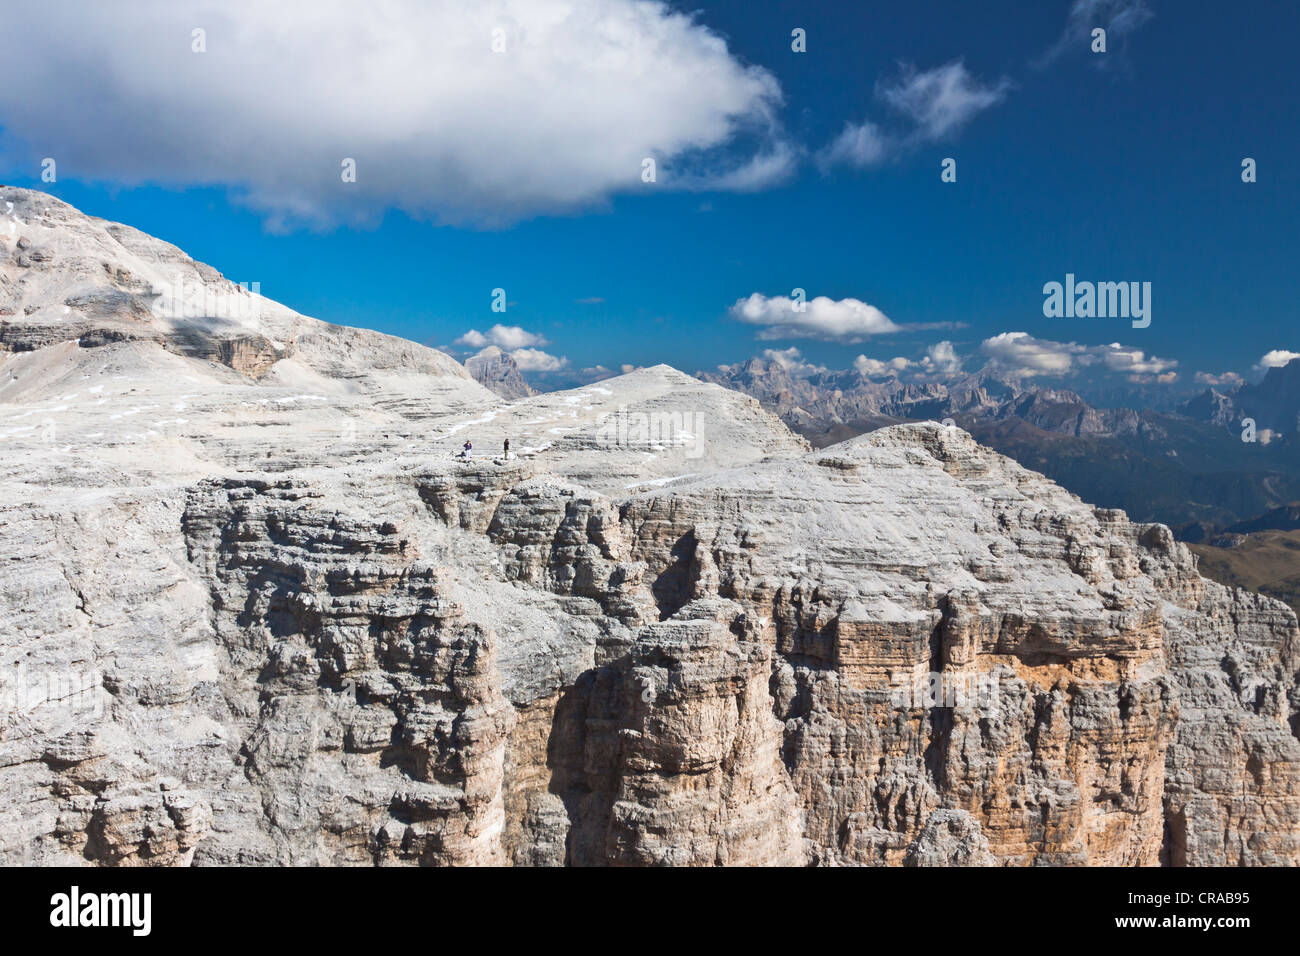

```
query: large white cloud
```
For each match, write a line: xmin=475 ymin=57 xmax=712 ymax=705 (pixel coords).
xmin=980 ymin=332 xmax=1176 ymax=381
xmin=729 ymin=293 xmax=898 ymax=342
xmin=0 ymin=0 xmax=789 ymax=227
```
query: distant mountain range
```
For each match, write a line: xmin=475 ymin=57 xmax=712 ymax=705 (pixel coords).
xmin=1180 ymin=358 xmax=1300 ymax=438
xmin=699 ymin=355 xmax=1300 ymax=535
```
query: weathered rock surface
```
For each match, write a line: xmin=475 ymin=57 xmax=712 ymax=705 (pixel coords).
xmin=2 ymin=187 xmax=1297 ymax=866
xmin=463 ymin=346 xmax=537 ymax=400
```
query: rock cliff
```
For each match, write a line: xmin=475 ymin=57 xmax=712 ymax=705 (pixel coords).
xmin=2 ymin=187 xmax=1297 ymax=866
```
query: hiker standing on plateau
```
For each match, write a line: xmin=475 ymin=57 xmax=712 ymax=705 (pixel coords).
xmin=504 ymin=438 xmax=510 ymax=459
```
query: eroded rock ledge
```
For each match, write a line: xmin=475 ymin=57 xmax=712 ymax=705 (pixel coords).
xmin=10 ymin=425 xmax=1281 ymax=866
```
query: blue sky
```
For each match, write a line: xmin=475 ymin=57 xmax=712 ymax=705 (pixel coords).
xmin=2 ymin=0 xmax=1296 ymax=396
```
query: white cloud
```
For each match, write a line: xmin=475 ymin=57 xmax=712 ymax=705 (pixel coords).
xmin=921 ymin=340 xmax=963 ymax=376
xmin=853 ymin=354 xmax=914 ymax=378
xmin=456 ymin=324 xmax=548 ymax=349
xmin=1036 ymin=0 xmax=1154 ymax=68
xmin=817 ymin=121 xmax=889 ymax=170
xmin=729 ymin=292 xmax=898 ymax=342
xmin=980 ymin=332 xmax=1175 ymax=381
xmin=510 ymin=347 xmax=568 ymax=372
xmin=878 ymin=61 xmax=1012 ymax=142
xmin=982 ymin=333 xmax=1082 ymax=376
xmin=852 ymin=341 xmax=963 ymax=379
xmin=675 ymin=142 xmax=798 ymax=192
xmin=817 ymin=59 xmax=1010 ymax=170
xmin=1194 ymin=371 xmax=1245 ymax=387
xmin=762 ymin=347 xmax=825 ymax=377
xmin=1096 ymin=342 xmax=1177 ymax=377
xmin=0 ymin=0 xmax=789 ymax=227
xmin=1257 ymin=350 xmax=1300 ymax=370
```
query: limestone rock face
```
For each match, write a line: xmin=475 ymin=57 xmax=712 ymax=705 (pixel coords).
xmin=548 ymin=602 xmax=806 ymax=866
xmin=2 ymin=187 xmax=1298 ymax=866
xmin=464 ymin=346 xmax=537 ymax=400
xmin=904 ymin=810 xmax=997 ymax=867
xmin=181 ymin=478 xmax=515 ymax=865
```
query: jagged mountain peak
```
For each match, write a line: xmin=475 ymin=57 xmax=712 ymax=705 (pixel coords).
xmin=463 ymin=345 xmax=536 ymax=400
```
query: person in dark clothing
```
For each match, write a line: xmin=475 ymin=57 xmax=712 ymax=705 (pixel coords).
xmin=503 ymin=438 xmax=510 ymax=459
xmin=459 ymin=439 xmax=472 ymax=459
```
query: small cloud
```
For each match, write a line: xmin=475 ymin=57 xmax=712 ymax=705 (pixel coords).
xmin=853 ymin=354 xmax=915 ymax=378
xmin=1035 ymin=0 xmax=1154 ymax=69
xmin=817 ymin=59 xmax=1010 ymax=171
xmin=981 ymin=332 xmax=1082 ymax=376
xmin=878 ymin=60 xmax=1013 ymax=142
xmin=921 ymin=340 xmax=964 ymax=376
xmin=980 ymin=332 xmax=1176 ymax=381
xmin=853 ymin=341 xmax=963 ymax=379
xmin=1256 ymin=349 xmax=1300 ymax=371
xmin=575 ymin=297 xmax=605 ymax=305
xmin=762 ymin=347 xmax=826 ymax=377
xmin=816 ymin=120 xmax=889 ymax=171
xmin=1097 ymin=341 xmax=1177 ymax=378
xmin=670 ymin=141 xmax=799 ymax=193
xmin=510 ymin=347 xmax=568 ymax=372
xmin=1194 ymin=371 xmax=1245 ymax=388
xmin=455 ymin=324 xmax=549 ymax=350
xmin=729 ymin=292 xmax=898 ymax=342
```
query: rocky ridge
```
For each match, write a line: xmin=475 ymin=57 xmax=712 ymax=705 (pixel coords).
xmin=2 ymin=187 xmax=1297 ymax=866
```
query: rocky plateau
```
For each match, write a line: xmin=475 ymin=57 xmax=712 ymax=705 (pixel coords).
xmin=1 ymin=187 xmax=1297 ymax=866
